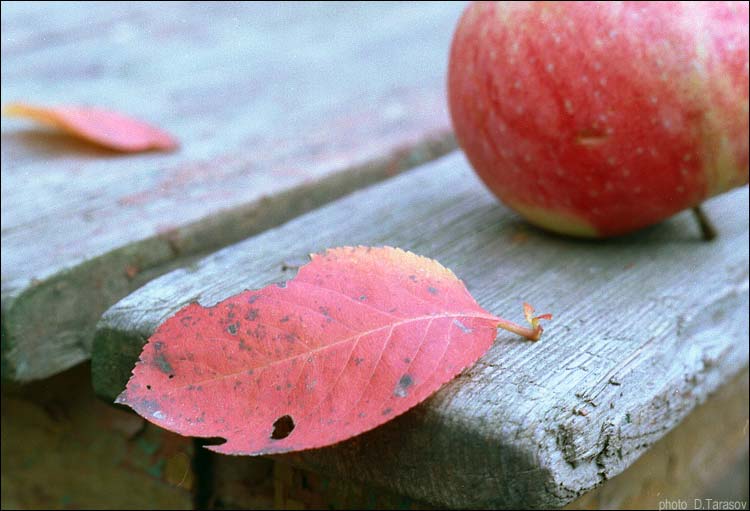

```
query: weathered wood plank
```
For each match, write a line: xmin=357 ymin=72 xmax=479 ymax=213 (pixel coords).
xmin=92 ymin=152 xmax=750 ymax=508
xmin=1 ymin=1 xmax=464 ymax=381
xmin=567 ymin=369 xmax=748 ymax=510
xmin=209 ymin=370 xmax=748 ymax=509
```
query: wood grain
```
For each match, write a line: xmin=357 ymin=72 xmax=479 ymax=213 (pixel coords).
xmin=1 ymin=2 xmax=464 ymax=381
xmin=93 ymin=152 xmax=750 ymax=508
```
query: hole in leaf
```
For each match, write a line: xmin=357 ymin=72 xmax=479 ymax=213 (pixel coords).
xmin=271 ymin=415 xmax=295 ymax=440
xmin=146 ymin=385 xmax=152 ymax=390
xmin=199 ymin=437 xmax=227 ymax=447
xmin=168 ymin=374 xmax=175 ymax=379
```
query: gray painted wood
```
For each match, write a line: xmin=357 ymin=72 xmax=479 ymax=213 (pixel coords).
xmin=1 ymin=1 xmax=465 ymax=381
xmin=92 ymin=152 xmax=750 ymax=509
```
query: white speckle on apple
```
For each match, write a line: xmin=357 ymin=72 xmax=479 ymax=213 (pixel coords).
xmin=677 ymin=186 xmax=685 ymax=193
xmin=635 ymin=147 xmax=644 ymax=155
xmin=564 ymin=99 xmax=574 ymax=113
xmin=490 ymin=49 xmax=497 ymax=61
xmin=593 ymin=61 xmax=602 ymax=71
xmin=607 ymin=156 xmax=617 ymax=166
xmin=682 ymin=154 xmax=692 ymax=162
xmin=650 ymin=148 xmax=659 ymax=157
xmin=524 ymin=154 xmax=532 ymax=162
xmin=634 ymin=186 xmax=642 ymax=194
xmin=599 ymin=77 xmax=608 ymax=86
xmin=622 ymin=168 xmax=631 ymax=177
xmin=650 ymin=96 xmax=658 ymax=104
xmin=605 ymin=182 xmax=614 ymax=191
xmin=588 ymin=190 xmax=599 ymax=198
xmin=680 ymin=167 xmax=689 ymax=176
xmin=546 ymin=63 xmax=555 ymax=73
xmin=605 ymin=127 xmax=615 ymax=135
xmin=511 ymin=41 xmax=519 ymax=53
xmin=515 ymin=105 xmax=524 ymax=114
xmin=609 ymin=29 xmax=618 ymax=39
xmin=513 ymin=80 xmax=522 ymax=90
xmin=594 ymin=38 xmax=604 ymax=48
xmin=552 ymin=33 xmax=561 ymax=44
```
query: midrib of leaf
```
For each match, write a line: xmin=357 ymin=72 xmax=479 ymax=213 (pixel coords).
xmin=164 ymin=311 xmax=500 ymax=393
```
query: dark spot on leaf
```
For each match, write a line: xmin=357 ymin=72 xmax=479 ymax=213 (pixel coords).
xmin=246 ymin=369 xmax=254 ymax=375
xmin=359 ymin=295 xmax=367 ymax=301
xmin=227 ymin=322 xmax=239 ymax=335
xmin=394 ymin=374 xmax=414 ymax=398
xmin=180 ymin=316 xmax=193 ymax=327
xmin=358 ymin=412 xmax=366 ymax=418
xmin=271 ymin=415 xmax=295 ymax=440
xmin=409 ymin=275 xmax=417 ymax=282
xmin=318 ymin=306 xmax=332 ymax=323
xmin=354 ymin=357 xmax=365 ymax=366
xmin=275 ymin=385 xmax=282 ymax=391
xmin=233 ymin=381 xmax=242 ymax=390
xmin=154 ymin=341 xmax=164 ymax=351
xmin=382 ymin=408 xmax=393 ymax=416
xmin=280 ymin=315 xmax=290 ymax=323
xmin=154 ymin=353 xmax=173 ymax=375
xmin=245 ymin=309 xmax=258 ymax=321
xmin=403 ymin=357 xmax=411 ymax=363
xmin=276 ymin=281 xmax=287 ymax=288
xmin=239 ymin=339 xmax=252 ymax=351
xmin=427 ymin=286 xmax=438 ymax=295
xmin=285 ymin=334 xmax=296 ymax=343
xmin=248 ymin=295 xmax=260 ymax=304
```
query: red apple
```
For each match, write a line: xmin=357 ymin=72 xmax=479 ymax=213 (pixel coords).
xmin=448 ymin=1 xmax=749 ymax=237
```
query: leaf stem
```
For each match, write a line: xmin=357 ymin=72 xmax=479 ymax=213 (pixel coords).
xmin=496 ymin=303 xmax=552 ymax=341
xmin=497 ymin=318 xmax=544 ymax=341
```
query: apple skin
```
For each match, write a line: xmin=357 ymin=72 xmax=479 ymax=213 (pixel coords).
xmin=448 ymin=1 xmax=749 ymax=237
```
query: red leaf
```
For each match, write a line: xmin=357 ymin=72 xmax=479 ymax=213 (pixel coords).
xmin=116 ymin=247 xmax=549 ymax=455
xmin=3 ymin=103 xmax=177 ymax=152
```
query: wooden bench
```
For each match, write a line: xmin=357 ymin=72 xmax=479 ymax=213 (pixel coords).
xmin=92 ymin=152 xmax=749 ymax=508
xmin=3 ymin=2 xmax=748 ymax=509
